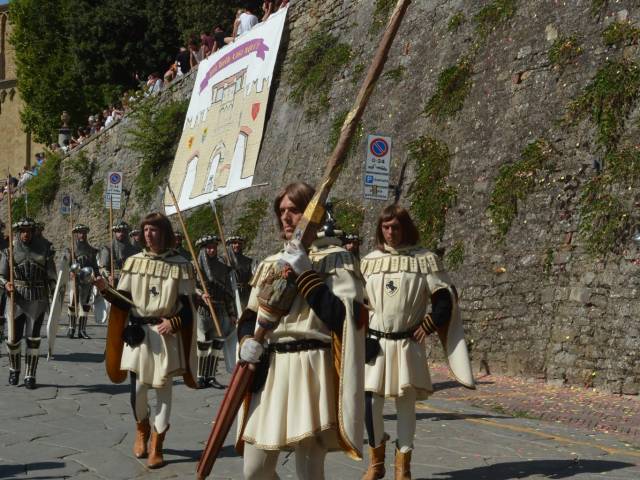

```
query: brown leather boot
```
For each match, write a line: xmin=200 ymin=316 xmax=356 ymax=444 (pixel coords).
xmin=361 ymin=440 xmax=387 ymax=479
xmin=133 ymin=418 xmax=150 ymax=458
xmin=147 ymin=425 xmax=169 ymax=469
xmin=394 ymin=449 xmax=412 ymax=480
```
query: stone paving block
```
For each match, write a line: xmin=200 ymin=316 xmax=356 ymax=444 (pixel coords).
xmin=70 ymin=449 xmax=148 ymax=480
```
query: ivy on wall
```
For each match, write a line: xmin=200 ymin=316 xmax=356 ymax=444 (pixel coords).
xmin=548 ymin=35 xmax=582 ymax=67
xmin=473 ymin=0 xmax=517 ymax=39
xmin=127 ymin=97 xmax=189 ymax=203
xmin=184 ymin=205 xmax=221 ymax=247
xmin=332 ymin=198 xmax=365 ymax=235
xmin=12 ymin=152 xmax=63 ymax=219
xmin=234 ymin=198 xmax=268 ymax=250
xmin=424 ymin=58 xmax=473 ymax=121
xmin=407 ymin=136 xmax=457 ymax=250
xmin=289 ymin=27 xmax=352 ymax=118
xmin=487 ymin=139 xmax=556 ymax=239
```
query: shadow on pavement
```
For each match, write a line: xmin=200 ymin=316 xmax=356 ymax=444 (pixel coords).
xmin=164 ymin=444 xmax=237 ymax=464
xmin=51 ymin=383 xmax=130 ymax=395
xmin=0 ymin=461 xmax=64 ymax=478
xmin=425 ymin=459 xmax=635 ymax=479
xmin=433 ymin=380 xmax=494 ymax=392
xmin=384 ymin=411 xmax=510 ymax=422
xmin=49 ymin=352 xmax=104 ymax=363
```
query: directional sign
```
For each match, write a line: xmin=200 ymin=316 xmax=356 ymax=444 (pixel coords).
xmin=364 ymin=134 xmax=391 ymax=201
xmin=105 ymin=193 xmax=121 ymax=210
xmin=106 ymin=171 xmax=123 ymax=194
xmin=61 ymin=194 xmax=72 ymax=215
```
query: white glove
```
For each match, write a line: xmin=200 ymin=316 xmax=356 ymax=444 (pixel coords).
xmin=279 ymin=240 xmax=312 ymax=275
xmin=239 ymin=337 xmax=264 ymax=363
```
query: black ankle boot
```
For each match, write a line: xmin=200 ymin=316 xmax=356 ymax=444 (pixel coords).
xmin=8 ymin=370 xmax=19 ymax=385
xmin=24 ymin=376 xmax=36 ymax=389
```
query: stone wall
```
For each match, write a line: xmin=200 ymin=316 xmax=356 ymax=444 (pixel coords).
xmin=9 ymin=0 xmax=640 ymax=394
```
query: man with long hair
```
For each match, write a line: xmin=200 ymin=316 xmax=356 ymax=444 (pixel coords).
xmin=236 ymin=182 xmax=366 ymax=479
xmin=359 ymin=205 xmax=458 ymax=480
xmin=95 ymin=213 xmax=197 ymax=469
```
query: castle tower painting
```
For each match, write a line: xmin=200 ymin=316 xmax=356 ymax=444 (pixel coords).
xmin=166 ymin=7 xmax=287 ymax=214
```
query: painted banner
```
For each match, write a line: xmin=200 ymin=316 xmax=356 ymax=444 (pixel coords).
xmin=165 ymin=8 xmax=288 ymax=214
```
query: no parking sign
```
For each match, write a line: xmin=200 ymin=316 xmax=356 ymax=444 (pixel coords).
xmin=364 ymin=135 xmax=391 ymax=201
xmin=105 ymin=171 xmax=123 ymax=209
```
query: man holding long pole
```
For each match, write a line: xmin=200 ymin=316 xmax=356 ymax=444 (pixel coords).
xmin=235 ymin=182 xmax=366 ymax=479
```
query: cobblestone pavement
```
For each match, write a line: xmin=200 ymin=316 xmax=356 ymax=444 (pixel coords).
xmin=1 ymin=324 xmax=639 ymax=479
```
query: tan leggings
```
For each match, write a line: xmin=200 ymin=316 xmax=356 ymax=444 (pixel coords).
xmin=243 ymin=431 xmax=331 ymax=479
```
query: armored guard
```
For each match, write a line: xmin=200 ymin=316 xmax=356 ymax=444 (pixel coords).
xmin=99 ymin=221 xmax=141 ymax=285
xmin=174 ymin=232 xmax=192 ymax=261
xmin=129 ymin=228 xmax=144 ymax=250
xmin=0 ymin=221 xmax=8 ymax=344
xmin=225 ymin=235 xmax=254 ymax=311
xmin=68 ymin=224 xmax=99 ymax=339
xmin=195 ymin=234 xmax=236 ymax=388
xmin=1 ymin=218 xmax=56 ymax=389
xmin=343 ymin=233 xmax=361 ymax=259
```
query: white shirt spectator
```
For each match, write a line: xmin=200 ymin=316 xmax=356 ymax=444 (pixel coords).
xmin=238 ymin=11 xmax=259 ymax=36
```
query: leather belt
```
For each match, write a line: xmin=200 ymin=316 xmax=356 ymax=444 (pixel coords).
xmin=268 ymin=339 xmax=331 ymax=353
xmin=368 ymin=326 xmax=418 ymax=340
xmin=130 ymin=316 xmax=162 ymax=326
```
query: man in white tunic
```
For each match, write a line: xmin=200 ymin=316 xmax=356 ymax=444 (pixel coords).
xmin=360 ymin=205 xmax=457 ymax=480
xmin=236 ymin=182 xmax=366 ymax=480
xmin=95 ymin=213 xmax=197 ymax=469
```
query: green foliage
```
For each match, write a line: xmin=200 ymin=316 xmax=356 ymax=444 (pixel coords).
xmin=383 ymin=65 xmax=406 ymax=81
xmin=68 ymin=151 xmax=97 ymax=193
xmin=370 ymin=0 xmax=395 ymax=33
xmin=332 ymin=199 xmax=365 ymax=235
xmin=234 ymin=198 xmax=269 ymax=250
xmin=88 ymin=181 xmax=104 ymax=210
xmin=590 ymin=0 xmax=609 ymax=17
xmin=328 ymin=110 xmax=364 ymax=159
xmin=448 ymin=11 xmax=466 ymax=32
xmin=578 ymin=176 xmax=631 ymax=256
xmin=9 ymin=0 xmax=238 ymax=143
xmin=185 ymin=205 xmax=221 ymax=246
xmin=549 ymin=36 xmax=582 ymax=66
xmin=543 ymin=248 xmax=554 ymax=275
xmin=578 ymin=147 xmax=640 ymax=255
xmin=569 ymin=60 xmax=640 ymax=151
xmin=487 ymin=139 xmax=556 ymax=238
xmin=602 ymin=21 xmax=640 ymax=47
xmin=445 ymin=241 xmax=465 ymax=270
xmin=127 ymin=98 xmax=189 ymax=203
xmin=424 ymin=58 xmax=473 ymax=121
xmin=473 ymin=0 xmax=517 ymax=39
xmin=289 ymin=27 xmax=352 ymax=117
xmin=351 ymin=63 xmax=366 ymax=86
xmin=128 ymin=213 xmax=141 ymax=229
xmin=407 ymin=137 xmax=457 ymax=249
xmin=18 ymin=152 xmax=63 ymax=218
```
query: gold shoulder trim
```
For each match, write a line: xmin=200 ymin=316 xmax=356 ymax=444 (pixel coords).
xmin=310 ymin=248 xmax=356 ymax=275
xmin=120 ymin=255 xmax=194 ymax=280
xmin=361 ymin=249 xmax=444 ymax=277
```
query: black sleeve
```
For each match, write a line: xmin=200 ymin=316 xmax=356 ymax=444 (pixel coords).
xmin=431 ymin=289 xmax=453 ymax=328
xmin=296 ymin=270 xmax=345 ymax=334
xmin=237 ymin=308 xmax=257 ymax=341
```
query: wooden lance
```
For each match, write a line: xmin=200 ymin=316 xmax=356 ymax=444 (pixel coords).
xmin=5 ymin=176 xmax=15 ymax=344
xmin=196 ymin=1 xmax=412 ymax=477
xmin=109 ymin=196 xmax=115 ymax=286
xmin=166 ymin=184 xmax=223 ymax=337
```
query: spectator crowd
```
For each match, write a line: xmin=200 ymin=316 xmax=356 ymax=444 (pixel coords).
xmin=48 ymin=2 xmax=290 ymax=157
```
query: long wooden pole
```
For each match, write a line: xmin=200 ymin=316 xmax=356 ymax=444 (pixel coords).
xmin=196 ymin=1 xmax=412 ymax=478
xmin=6 ymin=177 xmax=15 ymax=344
xmin=109 ymin=197 xmax=115 ymax=286
xmin=166 ymin=184 xmax=223 ymax=337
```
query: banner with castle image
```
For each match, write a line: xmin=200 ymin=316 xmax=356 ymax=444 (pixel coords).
xmin=165 ymin=8 xmax=287 ymax=214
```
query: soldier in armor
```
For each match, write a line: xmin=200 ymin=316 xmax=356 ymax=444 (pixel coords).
xmin=342 ymin=233 xmax=361 ymax=259
xmin=0 ymin=218 xmax=56 ymax=389
xmin=224 ymin=235 xmax=254 ymax=311
xmin=129 ymin=228 xmax=144 ymax=250
xmin=194 ymin=234 xmax=236 ymax=389
xmin=174 ymin=232 xmax=191 ymax=260
xmin=68 ymin=224 xmax=99 ymax=339
xmin=98 ymin=221 xmax=141 ymax=286
xmin=0 ymin=221 xmax=7 ymax=344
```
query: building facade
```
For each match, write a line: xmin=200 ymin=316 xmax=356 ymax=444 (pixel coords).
xmin=0 ymin=5 xmax=41 ymax=175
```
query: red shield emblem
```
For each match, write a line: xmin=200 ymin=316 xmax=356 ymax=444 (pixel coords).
xmin=251 ymin=103 xmax=261 ymax=121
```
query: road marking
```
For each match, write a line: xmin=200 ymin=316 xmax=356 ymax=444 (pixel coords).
xmin=417 ymin=403 xmax=640 ymax=461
